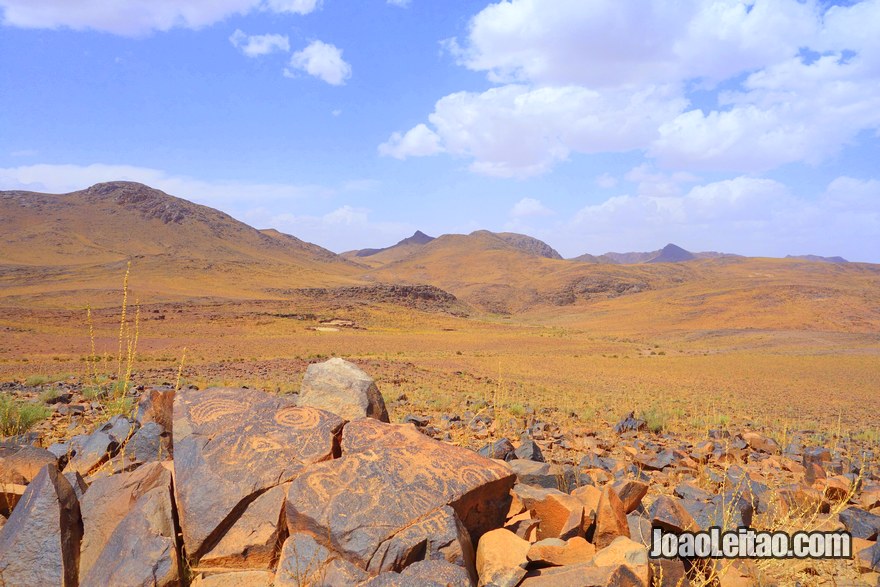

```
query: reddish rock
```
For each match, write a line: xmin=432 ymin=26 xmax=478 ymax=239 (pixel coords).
xmin=298 ymin=357 xmax=390 ymax=422
xmin=475 ymin=528 xmax=530 ymax=587
xmin=0 ymin=464 xmax=82 ymax=587
xmin=520 ymin=562 xmax=644 ymax=586
xmin=286 ymin=418 xmax=514 ymax=575
xmin=0 ymin=445 xmax=58 ymax=484
xmin=192 ymin=570 xmax=274 ymax=586
xmin=740 ymin=432 xmax=779 ymax=454
xmin=0 ymin=482 xmax=26 ymax=517
xmin=274 ymin=533 xmax=368 ymax=586
xmin=611 ymin=479 xmax=649 ymax=514
xmin=527 ymin=536 xmax=595 ymax=566
xmin=174 ymin=386 xmax=344 ymax=560
xmin=362 ymin=559 xmax=473 ymax=587
xmin=593 ymin=485 xmax=630 ymax=549
xmin=513 ymin=483 xmax=584 ymax=540
xmin=591 ymin=536 xmax=648 ymax=584
xmin=649 ymin=558 xmax=690 ymax=587
xmin=571 ymin=484 xmax=602 ymax=528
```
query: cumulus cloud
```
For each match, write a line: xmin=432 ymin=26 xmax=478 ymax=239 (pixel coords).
xmin=510 ymin=197 xmax=552 ymax=218
xmin=564 ymin=176 xmax=878 ymax=261
xmin=286 ymin=40 xmax=351 ymax=85
xmin=387 ymin=0 xmax=411 ymax=6
xmin=0 ymin=0 xmax=322 ymax=36
xmin=378 ymin=124 xmax=442 ymax=159
xmin=229 ymin=29 xmax=289 ymax=57
xmin=595 ymin=173 xmax=618 ymax=189
xmin=384 ymin=0 xmax=880 ymax=177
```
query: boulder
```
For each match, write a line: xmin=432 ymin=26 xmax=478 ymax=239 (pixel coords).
xmin=507 ymin=459 xmax=574 ymax=490
xmin=613 ymin=412 xmax=646 ymax=434
xmin=513 ymin=484 xmax=584 ymax=541
xmin=0 ymin=464 xmax=82 ymax=586
xmin=520 ymin=562 xmax=644 ymax=586
xmin=79 ymin=483 xmax=179 ymax=586
xmin=839 ymin=506 xmax=880 ymax=540
xmin=64 ymin=430 xmax=117 ymax=476
xmin=286 ymin=418 xmax=514 ymax=576
xmin=298 ymin=357 xmax=390 ymax=422
xmin=740 ymin=432 xmax=779 ymax=455
xmin=475 ymin=528 xmax=530 ymax=587
xmin=591 ymin=536 xmax=649 ymax=584
xmin=515 ymin=439 xmax=545 ymax=462
xmin=593 ymin=485 xmax=630 ymax=549
xmin=362 ymin=559 xmax=473 ymax=587
xmin=611 ymin=479 xmax=649 ymax=514
xmin=173 ymin=386 xmax=344 ymax=561
xmin=135 ymin=387 xmax=175 ymax=432
xmin=571 ymin=484 xmax=602 ymax=529
xmin=0 ymin=444 xmax=58 ymax=484
xmin=478 ymin=438 xmax=515 ymax=461
xmin=527 ymin=536 xmax=595 ymax=566
xmin=0 ymin=482 xmax=26 ymax=517
xmin=192 ymin=570 xmax=274 ymax=586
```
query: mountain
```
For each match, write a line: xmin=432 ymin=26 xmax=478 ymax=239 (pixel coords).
xmin=786 ymin=254 xmax=849 ymax=263
xmin=648 ymin=243 xmax=696 ymax=263
xmin=0 ymin=181 xmax=361 ymax=302
xmin=345 ymin=230 xmax=435 ymax=259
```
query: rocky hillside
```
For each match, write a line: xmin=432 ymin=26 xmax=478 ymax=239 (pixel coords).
xmin=0 ymin=360 xmax=877 ymax=585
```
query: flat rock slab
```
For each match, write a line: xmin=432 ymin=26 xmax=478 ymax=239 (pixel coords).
xmin=173 ymin=386 xmax=344 ymax=560
xmin=286 ymin=418 xmax=514 ymax=575
xmin=298 ymin=357 xmax=390 ymax=422
xmin=0 ymin=445 xmax=58 ymax=484
xmin=362 ymin=559 xmax=473 ymax=587
xmin=79 ymin=461 xmax=173 ymax=578
xmin=0 ymin=464 xmax=82 ymax=587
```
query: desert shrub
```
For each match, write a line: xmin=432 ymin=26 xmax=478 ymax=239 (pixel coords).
xmin=0 ymin=393 xmax=51 ymax=436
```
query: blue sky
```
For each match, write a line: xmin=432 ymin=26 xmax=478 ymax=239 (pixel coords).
xmin=1 ymin=0 xmax=878 ymax=261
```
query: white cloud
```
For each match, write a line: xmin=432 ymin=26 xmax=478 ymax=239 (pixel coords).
xmin=384 ymin=0 xmax=880 ymax=177
xmin=564 ymin=175 xmax=878 ymax=260
xmin=510 ymin=197 xmax=552 ymax=218
xmin=387 ymin=0 xmax=410 ymax=6
xmin=378 ymin=124 xmax=442 ymax=159
xmin=595 ymin=173 xmax=618 ymax=189
xmin=0 ymin=0 xmax=322 ymax=36
xmin=286 ymin=40 xmax=351 ymax=86
xmin=229 ymin=29 xmax=289 ymax=57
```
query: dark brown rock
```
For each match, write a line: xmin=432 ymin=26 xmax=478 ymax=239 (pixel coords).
xmin=613 ymin=412 xmax=647 ymax=434
xmin=362 ymin=559 xmax=473 ymax=587
xmin=174 ymin=386 xmax=344 ymax=561
xmin=0 ymin=464 xmax=82 ymax=586
xmin=513 ymin=484 xmax=584 ymax=540
xmin=612 ymin=478 xmax=649 ymax=514
xmin=649 ymin=496 xmax=699 ymax=533
xmin=740 ymin=432 xmax=779 ymax=454
xmin=0 ymin=482 xmax=26 ymax=517
xmin=839 ymin=506 xmax=880 ymax=540
xmin=136 ymin=387 xmax=175 ymax=432
xmin=520 ymin=562 xmax=644 ymax=586
xmin=79 ymin=483 xmax=179 ymax=587
xmin=286 ymin=418 xmax=514 ymax=575
xmin=274 ymin=533 xmax=368 ymax=586
xmin=298 ymin=357 xmax=390 ymax=422
xmin=79 ymin=461 xmax=172 ymax=578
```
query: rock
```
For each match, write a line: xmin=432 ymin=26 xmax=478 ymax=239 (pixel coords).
xmin=633 ymin=449 xmax=675 ymax=471
xmin=681 ymin=492 xmax=753 ymax=532
xmin=286 ymin=418 xmax=514 ymax=575
xmin=839 ymin=506 xmax=880 ymax=540
xmin=520 ymin=562 xmax=644 ymax=586
xmin=504 ymin=511 xmax=540 ymax=542
xmin=611 ymin=479 xmax=649 ymax=514
xmin=64 ymin=430 xmax=117 ymax=476
xmin=192 ymin=570 xmax=274 ymax=586
xmin=363 ymin=559 xmax=473 ymax=587
xmin=649 ymin=558 xmax=690 ymax=587
xmin=174 ymin=386 xmax=344 ymax=561
xmin=79 ymin=482 xmax=179 ymax=586
xmin=592 ymin=536 xmax=649 ymax=584
xmin=298 ymin=357 xmax=390 ymax=422
xmin=674 ymin=481 xmax=713 ymax=502
xmin=627 ymin=514 xmax=652 ymax=548
xmin=199 ymin=483 xmax=288 ymax=570
xmin=475 ymin=528 xmax=530 ymax=587
xmin=274 ymin=533 xmax=368 ymax=586
xmin=0 ymin=483 xmax=26 ymax=517
xmin=862 ymin=484 xmax=880 ymax=510
xmin=135 ymin=387 xmax=175 ymax=433
xmin=507 ymin=459 xmax=573 ymax=491
xmin=613 ymin=412 xmax=647 ymax=435
xmin=820 ymin=475 xmax=852 ymax=502
xmin=478 ymin=438 xmax=515 ymax=461
xmin=740 ymin=431 xmax=779 ymax=454
xmin=63 ymin=471 xmax=88 ymax=501
xmin=100 ymin=415 xmax=136 ymax=444
xmin=0 ymin=444 xmax=58 ymax=484
xmin=0 ymin=464 xmax=82 ymax=587
xmin=649 ymin=496 xmax=699 ymax=533
xmin=513 ymin=484 xmax=584 ymax=540
xmin=402 ymin=414 xmax=429 ymax=427
xmin=773 ymin=483 xmax=827 ymax=517
xmin=124 ymin=421 xmax=169 ymax=464
xmin=79 ymin=461 xmax=173 ymax=578
xmin=527 ymin=536 xmax=595 ymax=566
xmin=855 ymin=541 xmax=880 ymax=572
xmin=593 ymin=485 xmax=630 ymax=549
xmin=803 ymin=446 xmax=831 ymax=466
xmin=515 ymin=439 xmax=544 ymax=462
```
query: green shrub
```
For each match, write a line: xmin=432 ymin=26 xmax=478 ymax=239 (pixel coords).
xmin=0 ymin=393 xmax=51 ymax=436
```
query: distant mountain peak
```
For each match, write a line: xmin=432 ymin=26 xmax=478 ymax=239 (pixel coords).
xmin=648 ymin=243 xmax=695 ymax=263
xmin=398 ymin=230 xmax=435 ymax=246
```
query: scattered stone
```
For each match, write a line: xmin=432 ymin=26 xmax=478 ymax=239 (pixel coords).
xmin=475 ymin=528 xmax=530 ymax=587
xmin=515 ymin=439 xmax=544 ymax=462
xmin=649 ymin=558 xmax=690 ymax=587
xmin=674 ymin=481 xmax=713 ymax=502
xmin=0 ymin=464 xmax=82 ymax=587
xmin=507 ymin=459 xmax=573 ymax=491
xmin=740 ymin=432 xmax=779 ymax=454
xmin=298 ymin=357 xmax=390 ymax=422
xmin=649 ymin=496 xmax=699 ymax=533
xmin=527 ymin=536 xmax=595 ymax=566
xmin=402 ymin=414 xmax=429 ymax=427
xmin=839 ymin=506 xmax=880 ymax=540
xmin=286 ymin=418 xmax=514 ymax=575
xmin=479 ymin=438 xmax=515 ymax=460
xmin=634 ymin=449 xmax=676 ymax=471
xmin=593 ymin=485 xmax=629 ymax=549
xmin=591 ymin=536 xmax=649 ymax=584
xmin=613 ymin=412 xmax=647 ymax=435
xmin=611 ymin=478 xmax=649 ymax=514
xmin=173 ymin=386 xmax=344 ymax=561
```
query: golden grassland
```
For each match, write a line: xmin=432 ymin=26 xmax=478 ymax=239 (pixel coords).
xmin=2 ymin=293 xmax=877 ymax=445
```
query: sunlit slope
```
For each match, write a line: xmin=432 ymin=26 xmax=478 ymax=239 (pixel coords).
xmin=0 ymin=182 xmax=362 ymax=304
